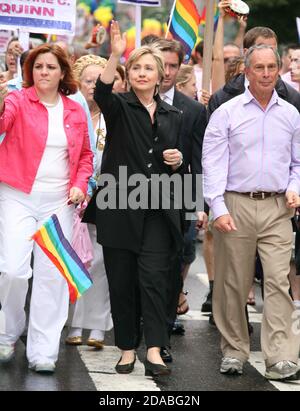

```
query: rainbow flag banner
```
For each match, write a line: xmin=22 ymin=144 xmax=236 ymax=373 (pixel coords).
xmin=199 ymin=1 xmax=220 ymax=32
xmin=31 ymin=214 xmax=93 ymax=303
xmin=169 ymin=0 xmax=201 ymax=62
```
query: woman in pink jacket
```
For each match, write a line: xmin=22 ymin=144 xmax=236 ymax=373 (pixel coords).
xmin=0 ymin=44 xmax=93 ymax=373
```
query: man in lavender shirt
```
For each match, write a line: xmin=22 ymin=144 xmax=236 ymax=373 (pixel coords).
xmin=203 ymin=45 xmax=300 ymax=381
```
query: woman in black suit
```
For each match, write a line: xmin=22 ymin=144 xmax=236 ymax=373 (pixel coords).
xmin=84 ymin=21 xmax=184 ymax=376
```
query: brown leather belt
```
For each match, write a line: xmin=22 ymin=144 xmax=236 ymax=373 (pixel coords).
xmin=235 ymin=191 xmax=280 ymax=200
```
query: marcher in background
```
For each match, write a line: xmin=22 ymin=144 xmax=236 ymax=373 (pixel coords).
xmin=0 ymin=38 xmax=23 ymax=83
xmin=66 ymin=55 xmax=113 ymax=349
xmin=156 ymin=38 xmax=207 ymax=361
xmin=175 ymin=64 xmax=197 ymax=100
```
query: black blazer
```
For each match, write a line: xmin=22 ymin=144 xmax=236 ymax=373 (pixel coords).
xmin=83 ymin=79 xmax=184 ymax=253
xmin=208 ymin=73 xmax=300 ymax=119
xmin=173 ymin=90 xmax=207 ymax=209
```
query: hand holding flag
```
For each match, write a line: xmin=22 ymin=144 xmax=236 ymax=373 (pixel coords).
xmin=31 ymin=213 xmax=93 ymax=303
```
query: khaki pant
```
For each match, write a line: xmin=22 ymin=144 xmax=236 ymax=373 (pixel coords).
xmin=213 ymin=192 xmax=300 ymax=367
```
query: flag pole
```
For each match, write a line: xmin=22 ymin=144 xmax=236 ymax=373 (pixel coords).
xmin=165 ymin=0 xmax=177 ymax=38
xmin=202 ymin=0 xmax=215 ymax=93
xmin=135 ymin=5 xmax=142 ymax=48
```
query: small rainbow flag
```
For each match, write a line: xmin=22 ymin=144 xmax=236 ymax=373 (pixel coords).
xmin=31 ymin=214 xmax=93 ymax=303
xmin=199 ymin=2 xmax=220 ymax=31
xmin=169 ymin=0 xmax=201 ymax=62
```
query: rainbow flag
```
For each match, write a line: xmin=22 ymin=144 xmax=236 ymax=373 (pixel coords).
xmin=169 ymin=0 xmax=201 ymax=62
xmin=31 ymin=214 xmax=93 ymax=303
xmin=199 ymin=2 xmax=220 ymax=31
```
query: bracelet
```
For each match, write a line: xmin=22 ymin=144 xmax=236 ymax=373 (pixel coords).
xmin=176 ymin=153 xmax=183 ymax=167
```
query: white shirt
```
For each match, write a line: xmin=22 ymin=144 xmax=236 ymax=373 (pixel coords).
xmin=160 ymin=86 xmax=175 ymax=105
xmin=94 ymin=113 xmax=107 ymax=175
xmin=33 ymin=95 xmax=70 ymax=192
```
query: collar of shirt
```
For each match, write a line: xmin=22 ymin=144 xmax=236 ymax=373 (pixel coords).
xmin=160 ymin=86 xmax=175 ymax=105
xmin=242 ymin=87 xmax=284 ymax=110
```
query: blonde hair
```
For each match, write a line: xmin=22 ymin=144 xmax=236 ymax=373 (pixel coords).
xmin=73 ymin=54 xmax=107 ymax=81
xmin=125 ymin=45 xmax=165 ymax=92
xmin=176 ymin=64 xmax=194 ymax=86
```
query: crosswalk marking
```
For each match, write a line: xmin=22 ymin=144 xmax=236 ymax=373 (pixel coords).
xmin=180 ymin=309 xmax=263 ymax=323
xmin=77 ymin=273 xmax=298 ymax=392
xmin=249 ymin=352 xmax=300 ymax=391
xmin=78 ymin=346 xmax=160 ymax=391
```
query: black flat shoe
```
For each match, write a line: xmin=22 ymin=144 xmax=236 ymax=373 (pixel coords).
xmin=115 ymin=355 xmax=136 ymax=374
xmin=144 ymin=359 xmax=171 ymax=377
xmin=160 ymin=347 xmax=173 ymax=363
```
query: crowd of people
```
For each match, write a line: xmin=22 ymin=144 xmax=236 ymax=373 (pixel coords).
xmin=0 ymin=0 xmax=299 ymax=383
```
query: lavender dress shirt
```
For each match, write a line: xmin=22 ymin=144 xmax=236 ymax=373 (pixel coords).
xmin=202 ymin=88 xmax=300 ymax=220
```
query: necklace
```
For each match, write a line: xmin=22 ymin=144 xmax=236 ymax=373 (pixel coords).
xmin=96 ymin=128 xmax=106 ymax=151
xmin=41 ymin=95 xmax=60 ymax=107
xmin=91 ymin=111 xmax=101 ymax=120
xmin=144 ymin=100 xmax=155 ymax=110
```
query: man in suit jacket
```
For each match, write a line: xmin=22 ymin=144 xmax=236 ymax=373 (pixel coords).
xmin=156 ymin=39 xmax=207 ymax=361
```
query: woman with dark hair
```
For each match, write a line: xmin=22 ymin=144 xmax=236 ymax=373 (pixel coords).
xmin=113 ymin=64 xmax=126 ymax=93
xmin=0 ymin=44 xmax=93 ymax=373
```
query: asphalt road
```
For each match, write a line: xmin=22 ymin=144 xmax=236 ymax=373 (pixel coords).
xmin=1 ymin=242 xmax=299 ymax=393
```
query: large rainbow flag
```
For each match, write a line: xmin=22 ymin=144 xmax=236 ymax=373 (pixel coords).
xmin=169 ymin=0 xmax=201 ymax=62
xmin=31 ymin=214 xmax=93 ymax=303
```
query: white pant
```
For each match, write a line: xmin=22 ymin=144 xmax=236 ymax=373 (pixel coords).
xmin=0 ymin=184 xmax=74 ymax=365
xmin=68 ymin=225 xmax=113 ymax=331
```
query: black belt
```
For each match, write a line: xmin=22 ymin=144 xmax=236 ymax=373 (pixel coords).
xmin=233 ymin=191 xmax=280 ymax=200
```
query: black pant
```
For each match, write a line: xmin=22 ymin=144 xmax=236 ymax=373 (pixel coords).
xmin=103 ymin=211 xmax=173 ymax=350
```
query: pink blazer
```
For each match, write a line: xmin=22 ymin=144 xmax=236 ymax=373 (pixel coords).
xmin=0 ymin=86 xmax=93 ymax=195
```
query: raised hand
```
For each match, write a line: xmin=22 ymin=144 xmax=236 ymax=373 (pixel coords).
xmin=110 ymin=20 xmax=127 ymax=58
xmin=218 ymin=0 xmax=232 ymax=18
xmin=11 ymin=42 xmax=23 ymax=59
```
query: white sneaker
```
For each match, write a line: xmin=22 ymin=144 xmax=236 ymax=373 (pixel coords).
xmin=265 ymin=361 xmax=299 ymax=381
xmin=220 ymin=357 xmax=243 ymax=375
xmin=29 ymin=362 xmax=55 ymax=373
xmin=0 ymin=344 xmax=15 ymax=363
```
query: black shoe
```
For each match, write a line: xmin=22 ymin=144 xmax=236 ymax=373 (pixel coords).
xmin=144 ymin=359 xmax=171 ymax=377
xmin=115 ymin=355 xmax=136 ymax=374
xmin=209 ymin=313 xmax=216 ymax=326
xmin=171 ymin=320 xmax=185 ymax=336
xmin=160 ymin=347 xmax=173 ymax=363
xmin=201 ymin=289 xmax=213 ymax=313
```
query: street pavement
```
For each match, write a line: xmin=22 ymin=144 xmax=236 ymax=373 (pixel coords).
xmin=1 ymin=242 xmax=300 ymax=392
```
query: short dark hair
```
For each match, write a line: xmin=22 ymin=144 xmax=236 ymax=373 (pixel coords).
xmin=141 ymin=34 xmax=160 ymax=46
xmin=23 ymin=44 xmax=79 ymax=95
xmin=243 ymin=27 xmax=277 ymax=50
xmin=155 ymin=39 xmax=185 ymax=66
xmin=20 ymin=50 xmax=30 ymax=69
xmin=281 ymin=43 xmax=300 ymax=56
xmin=116 ymin=64 xmax=125 ymax=82
xmin=195 ymin=41 xmax=204 ymax=57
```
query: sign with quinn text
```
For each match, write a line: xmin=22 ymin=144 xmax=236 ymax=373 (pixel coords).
xmin=0 ymin=0 xmax=76 ymax=35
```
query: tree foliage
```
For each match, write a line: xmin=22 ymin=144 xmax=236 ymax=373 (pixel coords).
xmin=246 ymin=0 xmax=300 ymax=43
